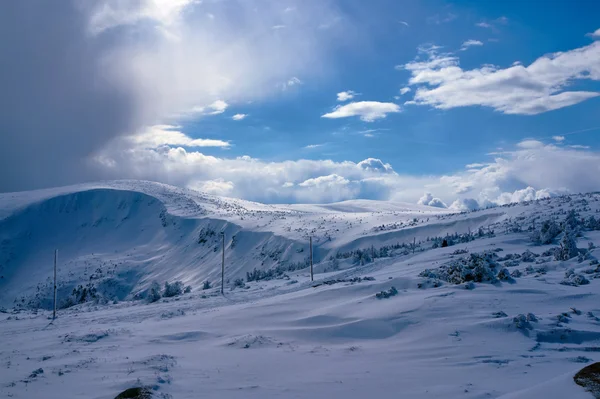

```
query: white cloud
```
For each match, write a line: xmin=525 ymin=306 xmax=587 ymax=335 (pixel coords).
xmin=337 ymin=90 xmax=358 ymax=102
xmin=399 ymin=87 xmax=411 ymax=95
xmin=93 ymin=135 xmax=600 ymax=206
xmin=475 ymin=22 xmax=492 ymax=28
xmin=552 ymin=135 xmax=565 ymax=142
xmin=304 ymin=144 xmax=325 ymax=149
xmin=190 ymin=100 xmax=228 ymax=116
xmin=417 ymin=193 xmax=447 ymax=208
xmin=466 ymin=163 xmax=486 ymax=169
xmin=357 ymin=158 xmax=394 ymax=173
xmin=322 ymin=101 xmax=401 ymax=122
xmin=516 ymin=139 xmax=544 ymax=149
xmin=272 ymin=25 xmax=286 ymax=30
xmin=232 ymin=113 xmax=247 ymax=121
xmin=570 ymin=144 xmax=590 ymax=149
xmin=189 ymin=178 xmax=234 ymax=196
xmin=399 ymin=21 xmax=409 ymax=27
xmin=460 ymin=39 xmax=483 ymax=51
xmin=130 ymin=125 xmax=230 ymax=148
xmin=449 ymin=198 xmax=479 ymax=211
xmin=87 ymin=0 xmax=194 ymax=35
xmin=402 ymin=40 xmax=600 ymax=115
xmin=281 ymin=77 xmax=303 ymax=90
xmin=588 ymin=28 xmax=600 ymax=39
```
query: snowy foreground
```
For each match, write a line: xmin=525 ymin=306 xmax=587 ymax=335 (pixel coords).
xmin=1 ymin=181 xmax=600 ymax=398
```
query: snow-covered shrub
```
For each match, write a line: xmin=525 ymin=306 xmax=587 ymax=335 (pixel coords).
xmin=233 ymin=278 xmax=245 ymax=288
xmin=555 ymin=228 xmax=579 ymax=261
xmin=419 ymin=253 xmax=500 ymax=285
xmin=511 ymin=269 xmax=523 ymax=278
xmin=521 ymin=250 xmax=538 ymax=263
xmin=184 ymin=285 xmax=192 ymax=294
xmin=497 ymin=268 xmax=513 ymax=281
xmin=202 ymin=281 xmax=211 ymax=290
xmin=542 ymin=248 xmax=558 ymax=257
xmin=504 ymin=260 xmax=520 ymax=267
xmin=71 ymin=283 xmax=98 ymax=305
xmin=560 ymin=269 xmax=590 ymax=286
xmin=585 ymin=216 xmax=599 ymax=230
xmin=565 ymin=209 xmax=581 ymax=230
xmin=513 ymin=313 xmax=537 ymax=330
xmin=417 ymin=279 xmax=443 ymax=289
xmin=557 ymin=313 xmax=571 ymax=324
xmin=375 ymin=287 xmax=398 ymax=299
xmin=532 ymin=219 xmax=561 ymax=245
xmin=147 ymin=281 xmax=162 ymax=303
xmin=163 ymin=281 xmax=184 ymax=298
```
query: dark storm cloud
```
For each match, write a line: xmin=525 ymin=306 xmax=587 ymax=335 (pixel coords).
xmin=0 ymin=1 xmax=137 ymax=192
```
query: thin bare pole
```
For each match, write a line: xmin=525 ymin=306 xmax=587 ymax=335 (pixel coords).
xmin=53 ymin=249 xmax=57 ymax=320
xmin=413 ymin=237 xmax=416 ymax=254
xmin=221 ymin=233 xmax=225 ymax=294
xmin=309 ymin=236 xmax=313 ymax=282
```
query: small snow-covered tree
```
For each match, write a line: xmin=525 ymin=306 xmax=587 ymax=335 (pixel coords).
xmin=147 ymin=281 xmax=162 ymax=303
xmin=164 ymin=281 xmax=184 ymax=297
xmin=532 ymin=219 xmax=561 ymax=245
xmin=586 ymin=216 xmax=599 ymax=230
xmin=555 ymin=227 xmax=579 ymax=261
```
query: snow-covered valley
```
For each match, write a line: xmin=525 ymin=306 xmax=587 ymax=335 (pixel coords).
xmin=1 ymin=181 xmax=600 ymax=398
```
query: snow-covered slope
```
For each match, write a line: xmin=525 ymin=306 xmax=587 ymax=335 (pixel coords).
xmin=1 ymin=181 xmax=600 ymax=398
xmin=0 ymin=180 xmax=459 ymax=309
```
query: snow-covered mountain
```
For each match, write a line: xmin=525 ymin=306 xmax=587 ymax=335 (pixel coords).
xmin=1 ymin=181 xmax=600 ymax=398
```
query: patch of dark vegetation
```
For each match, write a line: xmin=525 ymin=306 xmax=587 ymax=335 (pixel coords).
xmin=312 ymin=276 xmax=375 ymax=288
xmin=375 ymin=286 xmax=398 ymax=299
xmin=574 ymin=362 xmax=600 ymax=398
xmin=419 ymin=252 xmax=509 ymax=285
xmin=115 ymin=387 xmax=153 ymax=399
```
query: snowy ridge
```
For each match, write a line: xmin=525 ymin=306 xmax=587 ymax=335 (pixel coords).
xmin=1 ymin=181 xmax=600 ymax=398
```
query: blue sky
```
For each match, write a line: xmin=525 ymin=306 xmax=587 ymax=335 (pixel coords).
xmin=180 ymin=0 xmax=600 ymax=175
xmin=1 ymin=0 xmax=600 ymax=208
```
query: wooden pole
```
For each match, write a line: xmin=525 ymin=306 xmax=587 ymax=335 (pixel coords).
xmin=309 ymin=236 xmax=313 ymax=282
xmin=413 ymin=237 xmax=416 ymax=254
xmin=53 ymin=249 xmax=57 ymax=320
xmin=221 ymin=233 xmax=225 ymax=294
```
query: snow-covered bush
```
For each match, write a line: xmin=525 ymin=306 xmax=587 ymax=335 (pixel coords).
xmin=163 ymin=281 xmax=184 ymax=298
xmin=497 ymin=268 xmax=513 ymax=281
xmin=555 ymin=227 xmax=579 ymax=261
xmin=532 ymin=219 xmax=561 ymax=245
xmin=417 ymin=279 xmax=443 ymax=289
xmin=147 ymin=281 xmax=162 ymax=303
xmin=202 ymin=281 xmax=211 ymax=290
xmin=511 ymin=269 xmax=522 ymax=278
xmin=513 ymin=313 xmax=537 ymax=330
xmin=561 ymin=269 xmax=590 ymax=286
xmin=233 ymin=278 xmax=245 ymax=288
xmin=419 ymin=252 xmax=501 ymax=285
xmin=375 ymin=287 xmax=398 ymax=299
xmin=521 ymin=250 xmax=538 ymax=263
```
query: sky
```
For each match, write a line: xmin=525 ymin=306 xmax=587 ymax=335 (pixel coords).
xmin=1 ymin=0 xmax=600 ymax=210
